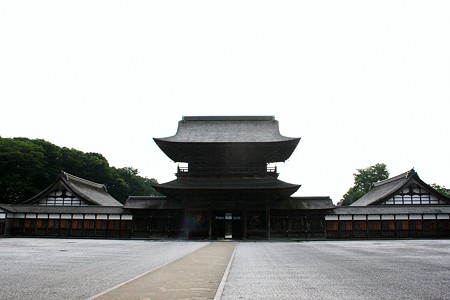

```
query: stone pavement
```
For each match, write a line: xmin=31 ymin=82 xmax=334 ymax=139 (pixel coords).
xmin=92 ymin=241 xmax=236 ymax=300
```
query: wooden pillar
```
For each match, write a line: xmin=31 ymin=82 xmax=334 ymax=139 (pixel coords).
xmin=305 ymin=214 xmax=308 ymax=239
xmin=208 ymin=204 xmax=212 ymax=240
xmin=243 ymin=208 xmax=247 ymax=240
xmin=266 ymin=199 xmax=271 ymax=239
xmin=184 ymin=200 xmax=189 ymax=240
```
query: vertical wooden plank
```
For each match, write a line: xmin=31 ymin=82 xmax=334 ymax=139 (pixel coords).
xmin=208 ymin=204 xmax=212 ymax=240
xmin=184 ymin=200 xmax=189 ymax=240
xmin=266 ymin=199 xmax=271 ymax=239
xmin=243 ymin=208 xmax=247 ymax=240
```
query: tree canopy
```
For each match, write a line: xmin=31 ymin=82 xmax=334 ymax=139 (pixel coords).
xmin=340 ymin=163 xmax=389 ymax=206
xmin=0 ymin=137 xmax=159 ymax=204
xmin=430 ymin=183 xmax=450 ymax=198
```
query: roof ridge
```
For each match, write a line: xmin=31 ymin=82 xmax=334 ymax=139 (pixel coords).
xmin=373 ymin=168 xmax=415 ymax=187
xmin=61 ymin=171 xmax=106 ymax=190
xmin=182 ymin=116 xmax=275 ymax=122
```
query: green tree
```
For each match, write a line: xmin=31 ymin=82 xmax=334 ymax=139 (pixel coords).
xmin=107 ymin=167 xmax=159 ymax=201
xmin=0 ymin=137 xmax=159 ymax=204
xmin=340 ymin=163 xmax=389 ymax=206
xmin=0 ymin=138 xmax=46 ymax=203
xmin=430 ymin=183 xmax=450 ymax=198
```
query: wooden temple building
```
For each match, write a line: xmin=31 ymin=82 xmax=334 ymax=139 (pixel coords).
xmin=0 ymin=172 xmax=132 ymax=238
xmin=127 ymin=116 xmax=333 ymax=239
xmin=0 ymin=116 xmax=449 ymax=239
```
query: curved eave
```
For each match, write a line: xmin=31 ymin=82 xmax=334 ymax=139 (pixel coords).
xmin=152 ymin=178 xmax=301 ymax=200
xmin=153 ymin=138 xmax=301 ymax=163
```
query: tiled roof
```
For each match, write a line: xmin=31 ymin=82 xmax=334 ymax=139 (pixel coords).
xmin=332 ymin=205 xmax=450 ymax=215
xmin=350 ymin=169 xmax=415 ymax=206
xmin=124 ymin=196 xmax=183 ymax=209
xmin=0 ymin=204 xmax=127 ymax=214
xmin=155 ymin=116 xmax=300 ymax=143
xmin=153 ymin=178 xmax=300 ymax=191
xmin=62 ymin=172 xmax=123 ymax=206
xmin=23 ymin=171 xmax=123 ymax=207
xmin=272 ymin=197 xmax=335 ymax=210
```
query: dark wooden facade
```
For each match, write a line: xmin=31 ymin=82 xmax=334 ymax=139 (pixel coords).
xmin=123 ymin=197 xmax=333 ymax=240
xmin=7 ymin=212 xmax=132 ymax=238
xmin=326 ymin=212 xmax=450 ymax=239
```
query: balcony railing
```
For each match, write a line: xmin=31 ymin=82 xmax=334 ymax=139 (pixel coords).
xmin=176 ymin=165 xmax=278 ymax=178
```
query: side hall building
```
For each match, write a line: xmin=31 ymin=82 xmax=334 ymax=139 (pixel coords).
xmin=325 ymin=169 xmax=450 ymax=239
xmin=0 ymin=172 xmax=132 ymax=238
xmin=0 ymin=116 xmax=449 ymax=239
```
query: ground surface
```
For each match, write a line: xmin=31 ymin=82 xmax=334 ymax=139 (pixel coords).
xmin=222 ymin=240 xmax=450 ymax=300
xmin=0 ymin=239 xmax=449 ymax=300
xmin=0 ymin=239 xmax=208 ymax=299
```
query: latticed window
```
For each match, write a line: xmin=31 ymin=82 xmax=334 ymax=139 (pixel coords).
xmin=382 ymin=187 xmax=446 ymax=205
xmin=38 ymin=188 xmax=89 ymax=206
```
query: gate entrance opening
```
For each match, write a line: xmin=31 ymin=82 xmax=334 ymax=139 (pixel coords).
xmin=213 ymin=211 xmax=243 ymax=240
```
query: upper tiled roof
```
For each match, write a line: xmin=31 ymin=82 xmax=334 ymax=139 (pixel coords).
xmin=23 ymin=171 xmax=123 ymax=207
xmin=155 ymin=116 xmax=300 ymax=143
xmin=153 ymin=177 xmax=301 ymax=200
xmin=153 ymin=177 xmax=300 ymax=191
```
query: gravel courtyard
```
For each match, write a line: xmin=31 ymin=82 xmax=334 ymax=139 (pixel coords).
xmin=0 ymin=239 xmax=449 ymax=300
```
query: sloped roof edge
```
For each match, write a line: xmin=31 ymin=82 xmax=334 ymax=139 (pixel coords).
xmin=373 ymin=168 xmax=415 ymax=187
xmin=62 ymin=171 xmax=106 ymax=190
xmin=182 ymin=116 xmax=275 ymax=122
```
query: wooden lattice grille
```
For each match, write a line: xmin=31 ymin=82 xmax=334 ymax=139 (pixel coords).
xmin=382 ymin=187 xmax=446 ymax=205
xmin=38 ymin=189 xmax=89 ymax=206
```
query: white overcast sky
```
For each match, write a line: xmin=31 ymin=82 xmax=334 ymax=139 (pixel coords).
xmin=1 ymin=1 xmax=449 ymax=203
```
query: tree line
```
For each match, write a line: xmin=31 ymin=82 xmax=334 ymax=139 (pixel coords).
xmin=0 ymin=137 xmax=159 ymax=204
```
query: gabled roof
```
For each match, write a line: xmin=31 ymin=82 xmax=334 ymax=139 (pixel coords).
xmin=155 ymin=116 xmax=300 ymax=143
xmin=22 ymin=171 xmax=123 ymax=206
xmin=350 ymin=169 xmax=450 ymax=206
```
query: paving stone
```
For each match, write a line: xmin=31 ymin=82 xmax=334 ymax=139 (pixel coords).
xmin=94 ymin=241 xmax=236 ymax=300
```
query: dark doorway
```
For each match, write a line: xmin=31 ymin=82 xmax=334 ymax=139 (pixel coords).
xmin=225 ymin=212 xmax=233 ymax=238
xmin=213 ymin=211 xmax=243 ymax=240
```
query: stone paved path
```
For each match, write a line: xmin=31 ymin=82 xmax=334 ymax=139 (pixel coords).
xmin=93 ymin=241 xmax=236 ymax=300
